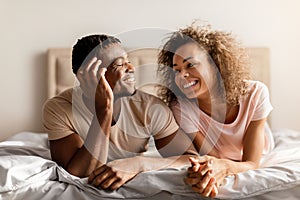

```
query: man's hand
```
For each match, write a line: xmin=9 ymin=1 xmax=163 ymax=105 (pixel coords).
xmin=77 ymin=57 xmax=114 ymax=113
xmin=88 ymin=158 xmax=140 ymax=190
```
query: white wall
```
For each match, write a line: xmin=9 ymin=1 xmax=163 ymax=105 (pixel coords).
xmin=1 ymin=0 xmax=300 ymax=140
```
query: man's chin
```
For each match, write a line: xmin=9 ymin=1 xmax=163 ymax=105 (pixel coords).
xmin=114 ymin=88 xmax=136 ymax=99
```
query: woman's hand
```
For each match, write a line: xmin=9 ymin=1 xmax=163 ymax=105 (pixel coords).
xmin=185 ymin=156 xmax=228 ymax=198
xmin=88 ymin=157 xmax=141 ymax=190
xmin=193 ymin=156 xmax=227 ymax=187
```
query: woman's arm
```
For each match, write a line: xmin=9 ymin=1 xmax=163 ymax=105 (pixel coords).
xmin=214 ymin=118 xmax=267 ymax=177
xmin=185 ymin=118 xmax=267 ymax=197
xmin=191 ymin=132 xmax=220 ymax=158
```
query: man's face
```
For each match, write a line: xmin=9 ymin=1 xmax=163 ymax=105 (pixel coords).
xmin=98 ymin=43 xmax=136 ymax=97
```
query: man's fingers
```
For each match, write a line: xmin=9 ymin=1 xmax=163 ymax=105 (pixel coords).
xmin=109 ymin=179 xmax=126 ymax=191
xmin=89 ymin=59 xmax=102 ymax=82
xmin=84 ymin=56 xmax=98 ymax=72
xmin=97 ymin=64 xmax=106 ymax=80
xmin=88 ymin=165 xmax=107 ymax=183
xmin=91 ymin=168 xmax=115 ymax=187
xmin=101 ymin=176 xmax=120 ymax=190
xmin=77 ymin=57 xmax=97 ymax=76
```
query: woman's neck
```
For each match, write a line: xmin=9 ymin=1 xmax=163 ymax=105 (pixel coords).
xmin=196 ymin=92 xmax=238 ymax=124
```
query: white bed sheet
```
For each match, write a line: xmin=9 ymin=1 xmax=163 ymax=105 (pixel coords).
xmin=1 ymin=130 xmax=300 ymax=200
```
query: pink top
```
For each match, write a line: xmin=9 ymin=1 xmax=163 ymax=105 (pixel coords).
xmin=171 ymin=80 xmax=274 ymax=161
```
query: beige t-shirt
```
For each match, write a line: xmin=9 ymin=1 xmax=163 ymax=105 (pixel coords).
xmin=42 ymin=87 xmax=179 ymax=161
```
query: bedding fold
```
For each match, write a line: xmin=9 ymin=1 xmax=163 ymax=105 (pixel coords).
xmin=1 ymin=130 xmax=300 ymax=200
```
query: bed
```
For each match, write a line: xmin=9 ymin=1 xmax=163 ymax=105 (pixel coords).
xmin=1 ymin=47 xmax=300 ymax=200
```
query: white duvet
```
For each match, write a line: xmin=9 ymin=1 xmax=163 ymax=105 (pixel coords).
xmin=1 ymin=129 xmax=300 ymax=200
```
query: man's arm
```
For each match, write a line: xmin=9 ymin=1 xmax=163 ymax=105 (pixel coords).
xmin=88 ymin=129 xmax=197 ymax=190
xmin=50 ymin=109 xmax=112 ymax=177
xmin=50 ymin=59 xmax=114 ymax=177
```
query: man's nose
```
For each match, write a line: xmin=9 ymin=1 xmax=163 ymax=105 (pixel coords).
xmin=125 ymin=62 xmax=135 ymax=72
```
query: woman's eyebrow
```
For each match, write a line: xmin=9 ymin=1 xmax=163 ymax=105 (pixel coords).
xmin=183 ymin=57 xmax=193 ymax=63
xmin=172 ymin=56 xmax=193 ymax=67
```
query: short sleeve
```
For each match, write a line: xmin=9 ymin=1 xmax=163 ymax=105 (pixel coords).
xmin=171 ymin=100 xmax=199 ymax=134
xmin=148 ymin=101 xmax=179 ymax=140
xmin=42 ymin=98 xmax=75 ymax=140
xmin=252 ymin=82 xmax=273 ymax=121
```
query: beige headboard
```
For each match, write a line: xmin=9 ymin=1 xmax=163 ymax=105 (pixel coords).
xmin=46 ymin=47 xmax=270 ymax=100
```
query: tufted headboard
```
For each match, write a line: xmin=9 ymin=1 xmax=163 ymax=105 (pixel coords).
xmin=46 ymin=47 xmax=270 ymax=99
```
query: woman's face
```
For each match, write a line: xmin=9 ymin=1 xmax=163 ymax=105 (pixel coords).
xmin=172 ymin=42 xmax=217 ymax=100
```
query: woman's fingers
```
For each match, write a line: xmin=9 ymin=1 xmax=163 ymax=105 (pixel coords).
xmin=201 ymin=177 xmax=216 ymax=197
xmin=210 ymin=184 xmax=219 ymax=198
xmin=198 ymin=159 xmax=213 ymax=176
xmin=185 ymin=177 xmax=202 ymax=186
xmin=187 ymin=170 xmax=213 ymax=193
xmin=189 ymin=157 xmax=202 ymax=172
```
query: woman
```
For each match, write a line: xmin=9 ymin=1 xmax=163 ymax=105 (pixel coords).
xmin=157 ymin=22 xmax=274 ymax=197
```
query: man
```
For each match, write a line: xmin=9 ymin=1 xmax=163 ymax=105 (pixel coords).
xmin=42 ymin=34 xmax=196 ymax=191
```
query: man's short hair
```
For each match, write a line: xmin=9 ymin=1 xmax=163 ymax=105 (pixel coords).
xmin=72 ymin=34 xmax=120 ymax=75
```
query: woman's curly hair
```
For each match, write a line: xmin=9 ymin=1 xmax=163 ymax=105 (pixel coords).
xmin=157 ymin=22 xmax=251 ymax=106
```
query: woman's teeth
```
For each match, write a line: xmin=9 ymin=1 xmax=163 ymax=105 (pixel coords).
xmin=183 ymin=81 xmax=196 ymax=89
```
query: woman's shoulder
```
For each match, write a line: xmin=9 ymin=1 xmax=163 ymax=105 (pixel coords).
xmin=246 ymin=80 xmax=269 ymax=93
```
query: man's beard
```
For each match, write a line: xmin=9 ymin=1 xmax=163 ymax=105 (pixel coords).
xmin=113 ymin=80 xmax=136 ymax=100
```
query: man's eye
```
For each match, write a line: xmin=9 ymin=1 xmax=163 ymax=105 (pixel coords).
xmin=112 ymin=63 xmax=124 ymax=69
xmin=114 ymin=60 xmax=130 ymax=68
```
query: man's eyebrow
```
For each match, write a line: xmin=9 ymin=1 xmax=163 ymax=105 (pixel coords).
xmin=111 ymin=56 xmax=126 ymax=63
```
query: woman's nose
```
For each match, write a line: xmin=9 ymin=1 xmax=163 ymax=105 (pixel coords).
xmin=180 ymin=69 xmax=189 ymax=78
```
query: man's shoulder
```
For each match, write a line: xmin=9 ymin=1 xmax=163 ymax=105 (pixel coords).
xmin=132 ymin=89 xmax=165 ymax=104
xmin=43 ymin=88 xmax=73 ymax=111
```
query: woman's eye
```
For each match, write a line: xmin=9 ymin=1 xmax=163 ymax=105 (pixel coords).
xmin=173 ymin=69 xmax=180 ymax=74
xmin=187 ymin=63 xmax=195 ymax=68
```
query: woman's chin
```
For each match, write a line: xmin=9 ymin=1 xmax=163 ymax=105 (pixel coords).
xmin=182 ymin=90 xmax=198 ymax=99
